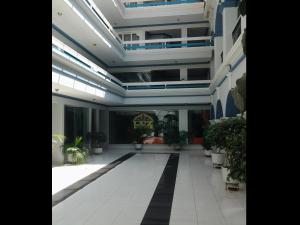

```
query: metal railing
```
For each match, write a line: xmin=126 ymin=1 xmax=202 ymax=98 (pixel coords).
xmin=123 ymin=0 xmax=203 ymax=8
xmin=123 ymin=36 xmax=212 ymax=50
xmin=123 ymin=80 xmax=211 ymax=90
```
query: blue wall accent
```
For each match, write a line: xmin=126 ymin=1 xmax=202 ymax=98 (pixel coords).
xmin=225 ymin=90 xmax=239 ymax=117
xmin=215 ymin=4 xmax=223 ymax=37
xmin=114 ymin=21 xmax=209 ymax=29
xmin=210 ymin=104 xmax=215 ymax=119
xmin=216 ymin=100 xmax=223 ymax=119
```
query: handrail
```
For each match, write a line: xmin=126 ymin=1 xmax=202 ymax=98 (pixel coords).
xmin=123 ymin=0 xmax=203 ymax=8
xmin=123 ymin=36 xmax=211 ymax=44
xmin=52 ymin=36 xmax=124 ymax=88
xmin=232 ymin=15 xmax=242 ymax=45
xmin=124 ymin=82 xmax=210 ymax=90
xmin=122 ymin=80 xmax=211 ymax=86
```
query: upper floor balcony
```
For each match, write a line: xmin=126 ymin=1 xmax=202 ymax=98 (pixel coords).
xmin=122 ymin=0 xmax=204 ymax=8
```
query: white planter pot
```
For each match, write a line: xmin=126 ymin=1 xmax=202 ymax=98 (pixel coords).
xmin=222 ymin=167 xmax=239 ymax=184
xmin=67 ymin=154 xmax=75 ymax=163
xmin=204 ymin=149 xmax=212 ymax=156
xmin=94 ymin=147 xmax=103 ymax=154
xmin=211 ymin=152 xmax=225 ymax=165
xmin=135 ymin=144 xmax=143 ymax=150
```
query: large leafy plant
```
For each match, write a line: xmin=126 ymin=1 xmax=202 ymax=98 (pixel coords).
xmin=205 ymin=120 xmax=228 ymax=152
xmin=232 ymin=73 xmax=246 ymax=115
xmin=63 ymin=136 xmax=88 ymax=164
xmin=132 ymin=126 xmax=152 ymax=144
xmin=217 ymin=117 xmax=246 ymax=183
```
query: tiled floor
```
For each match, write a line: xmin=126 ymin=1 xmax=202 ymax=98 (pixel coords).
xmin=52 ymin=149 xmax=246 ymax=225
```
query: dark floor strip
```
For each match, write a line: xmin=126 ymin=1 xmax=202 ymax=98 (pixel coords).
xmin=140 ymin=153 xmax=179 ymax=225
xmin=52 ymin=152 xmax=136 ymax=207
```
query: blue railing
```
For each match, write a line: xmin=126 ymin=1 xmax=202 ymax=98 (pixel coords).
xmin=123 ymin=82 xmax=210 ymax=90
xmin=124 ymin=41 xmax=210 ymax=50
xmin=124 ymin=0 xmax=202 ymax=8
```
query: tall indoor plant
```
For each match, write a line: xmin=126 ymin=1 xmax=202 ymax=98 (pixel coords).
xmin=205 ymin=120 xmax=227 ymax=167
xmin=132 ymin=126 xmax=151 ymax=150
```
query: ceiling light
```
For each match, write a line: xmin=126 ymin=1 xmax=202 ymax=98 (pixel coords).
xmin=93 ymin=43 xmax=97 ymax=46
xmin=57 ymin=12 xmax=63 ymax=16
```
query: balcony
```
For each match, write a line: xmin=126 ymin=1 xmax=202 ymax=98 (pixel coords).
xmin=123 ymin=36 xmax=212 ymax=50
xmin=123 ymin=0 xmax=204 ymax=8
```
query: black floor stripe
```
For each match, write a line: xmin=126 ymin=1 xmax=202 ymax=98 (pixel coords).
xmin=52 ymin=152 xmax=136 ymax=207
xmin=140 ymin=153 xmax=179 ymax=225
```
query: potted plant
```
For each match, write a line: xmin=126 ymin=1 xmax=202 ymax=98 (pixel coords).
xmin=62 ymin=136 xmax=88 ymax=164
xmin=164 ymin=130 xmax=188 ymax=151
xmin=132 ymin=126 xmax=151 ymax=150
xmin=221 ymin=117 xmax=246 ymax=189
xmin=87 ymin=131 xmax=106 ymax=154
xmin=205 ymin=120 xmax=226 ymax=167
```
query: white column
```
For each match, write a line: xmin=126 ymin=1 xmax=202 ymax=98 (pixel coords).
xmin=216 ymin=87 xmax=220 ymax=100
xmin=180 ymin=67 xmax=188 ymax=80
xmin=52 ymin=103 xmax=65 ymax=165
xmin=179 ymin=109 xmax=188 ymax=132
xmin=223 ymin=7 xmax=238 ymax=56
xmin=52 ymin=103 xmax=64 ymax=135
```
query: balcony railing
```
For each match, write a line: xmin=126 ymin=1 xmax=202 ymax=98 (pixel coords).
xmin=232 ymin=16 xmax=242 ymax=45
xmin=52 ymin=37 xmax=124 ymax=89
xmin=123 ymin=36 xmax=212 ymax=50
xmin=123 ymin=80 xmax=210 ymax=90
xmin=123 ymin=0 xmax=203 ymax=8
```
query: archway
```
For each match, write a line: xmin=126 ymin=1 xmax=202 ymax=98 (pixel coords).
xmin=216 ymin=100 xmax=223 ymax=119
xmin=225 ymin=90 xmax=239 ymax=117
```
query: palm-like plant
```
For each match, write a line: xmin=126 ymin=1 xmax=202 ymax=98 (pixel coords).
xmin=63 ymin=136 xmax=88 ymax=164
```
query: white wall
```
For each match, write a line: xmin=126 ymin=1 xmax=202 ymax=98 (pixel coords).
xmin=222 ymin=7 xmax=238 ymax=57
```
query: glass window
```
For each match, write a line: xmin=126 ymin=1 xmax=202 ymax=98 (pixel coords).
xmin=64 ymin=106 xmax=89 ymax=144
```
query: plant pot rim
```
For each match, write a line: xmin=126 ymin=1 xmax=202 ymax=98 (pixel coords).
xmin=211 ymin=151 xmax=224 ymax=154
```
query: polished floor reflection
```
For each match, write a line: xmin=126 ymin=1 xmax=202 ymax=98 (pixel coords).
xmin=52 ymin=150 xmax=246 ymax=225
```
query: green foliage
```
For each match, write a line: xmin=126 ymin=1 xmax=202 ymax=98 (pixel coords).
xmin=132 ymin=126 xmax=152 ymax=144
xmin=164 ymin=130 xmax=188 ymax=149
xmin=207 ymin=118 xmax=246 ymax=182
xmin=202 ymin=129 xmax=212 ymax=150
xmin=63 ymin=136 xmax=88 ymax=164
xmin=205 ymin=120 xmax=227 ymax=152
xmin=232 ymin=73 xmax=246 ymax=114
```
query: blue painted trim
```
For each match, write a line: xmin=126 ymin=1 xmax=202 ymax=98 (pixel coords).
xmin=217 ymin=75 xmax=228 ymax=87
xmin=230 ymin=54 xmax=246 ymax=72
xmin=52 ymin=24 xmax=110 ymax=68
xmin=211 ymin=89 xmax=216 ymax=95
xmin=114 ymin=21 xmax=209 ymax=29
xmin=52 ymin=93 xmax=109 ymax=107
xmin=125 ymin=0 xmax=201 ymax=8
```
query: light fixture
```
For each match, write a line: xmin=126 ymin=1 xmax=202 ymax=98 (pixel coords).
xmin=57 ymin=12 xmax=63 ymax=16
xmin=93 ymin=43 xmax=97 ymax=46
